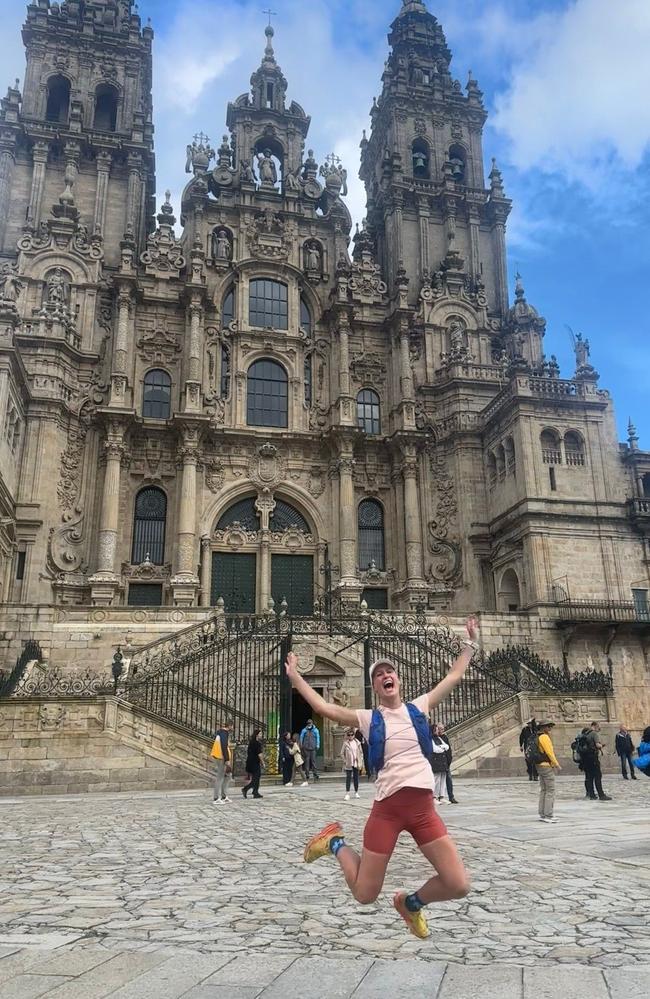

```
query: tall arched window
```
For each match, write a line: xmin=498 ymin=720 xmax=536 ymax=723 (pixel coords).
xmin=46 ymin=75 xmax=70 ymax=123
xmin=300 ymin=296 xmax=312 ymax=337
xmin=564 ymin=431 xmax=585 ymax=467
xmin=358 ymin=499 xmax=385 ymax=571
xmin=412 ymin=138 xmax=430 ymax=179
xmin=142 ymin=369 xmax=172 ymax=419
xmin=448 ymin=144 xmax=467 ymax=182
xmin=247 ymin=359 xmax=288 ymax=427
xmin=132 ymin=487 xmax=167 ymax=564
xmin=93 ymin=84 xmax=118 ymax=131
xmin=222 ymin=288 xmax=235 ymax=327
xmin=249 ymin=279 xmax=288 ymax=330
xmin=357 ymin=389 xmax=381 ymax=435
xmin=499 ymin=568 xmax=521 ymax=612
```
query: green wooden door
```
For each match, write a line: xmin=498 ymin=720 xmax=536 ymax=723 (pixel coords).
xmin=211 ymin=552 xmax=256 ymax=612
xmin=271 ymin=554 xmax=313 ymax=617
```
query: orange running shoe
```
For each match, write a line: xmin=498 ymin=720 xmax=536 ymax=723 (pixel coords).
xmin=303 ymin=821 xmax=344 ymax=863
xmin=393 ymin=891 xmax=430 ymax=939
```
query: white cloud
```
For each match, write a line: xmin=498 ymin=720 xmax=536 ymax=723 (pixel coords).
xmin=492 ymin=0 xmax=650 ymax=185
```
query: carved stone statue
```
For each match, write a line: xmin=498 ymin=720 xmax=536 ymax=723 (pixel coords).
xmin=305 ymin=242 xmax=321 ymax=272
xmin=0 ymin=266 xmax=23 ymax=303
xmin=240 ymin=158 xmax=255 ymax=184
xmin=574 ymin=332 xmax=590 ymax=368
xmin=47 ymin=268 xmax=67 ymax=304
xmin=212 ymin=228 xmax=231 ymax=261
xmin=257 ymin=149 xmax=277 ymax=187
xmin=302 ymin=148 xmax=318 ymax=180
xmin=332 ymin=680 xmax=349 ymax=707
xmin=285 ymin=164 xmax=302 ymax=192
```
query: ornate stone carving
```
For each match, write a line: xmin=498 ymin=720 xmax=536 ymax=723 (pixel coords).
xmin=0 ymin=263 xmax=23 ymax=305
xmin=245 ymin=209 xmax=293 ymax=261
xmin=204 ymin=456 xmax=225 ymax=493
xmin=426 ymin=446 xmax=462 ymax=587
xmin=140 ymin=192 xmax=185 ymax=277
xmin=213 ymin=524 xmax=259 ymax=548
xmin=136 ymin=328 xmax=181 ymax=363
xmin=248 ymin=442 xmax=286 ymax=490
xmin=47 ymin=506 xmax=88 ymax=577
xmin=350 ymin=352 xmax=387 ymax=389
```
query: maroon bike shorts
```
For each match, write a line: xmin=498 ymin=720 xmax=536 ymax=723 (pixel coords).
xmin=363 ymin=787 xmax=448 ymax=856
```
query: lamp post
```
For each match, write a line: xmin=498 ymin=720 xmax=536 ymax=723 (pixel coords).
xmin=111 ymin=647 xmax=124 ymax=694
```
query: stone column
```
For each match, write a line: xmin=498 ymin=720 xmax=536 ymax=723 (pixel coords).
xmin=93 ymin=150 xmax=112 ymax=236
xmin=255 ymin=493 xmax=276 ymax=613
xmin=337 ymin=318 xmax=354 ymax=426
xmin=109 ymin=285 xmax=133 ymax=408
xmin=126 ymin=153 xmax=142 ymax=247
xmin=89 ymin=425 xmax=125 ymax=605
xmin=0 ymin=139 xmax=16 ymax=246
xmin=200 ymin=535 xmax=212 ymax=607
xmin=27 ymin=141 xmax=49 ymax=227
xmin=171 ymin=430 xmax=200 ymax=605
xmin=338 ymin=453 xmax=358 ymax=589
xmin=184 ymin=300 xmax=203 ymax=413
xmin=399 ymin=329 xmax=414 ymax=402
xmin=468 ymin=203 xmax=481 ymax=281
xmin=402 ymin=451 xmax=425 ymax=587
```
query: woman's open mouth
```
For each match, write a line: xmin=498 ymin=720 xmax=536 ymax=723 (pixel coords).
xmin=382 ymin=677 xmax=395 ymax=692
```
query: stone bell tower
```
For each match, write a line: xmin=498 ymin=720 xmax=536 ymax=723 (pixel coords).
xmin=360 ymin=0 xmax=511 ymax=317
xmin=1 ymin=0 xmax=155 ymax=267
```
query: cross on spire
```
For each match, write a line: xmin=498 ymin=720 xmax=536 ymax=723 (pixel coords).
xmin=262 ymin=8 xmax=276 ymax=26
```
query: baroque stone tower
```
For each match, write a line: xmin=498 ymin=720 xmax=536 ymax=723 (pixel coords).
xmin=0 ymin=0 xmax=648 ymax=728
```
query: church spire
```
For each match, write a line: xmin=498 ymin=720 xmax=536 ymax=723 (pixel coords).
xmin=250 ymin=21 xmax=288 ymax=112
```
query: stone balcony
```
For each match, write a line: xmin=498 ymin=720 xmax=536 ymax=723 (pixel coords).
xmin=553 ymin=598 xmax=650 ymax=627
xmin=627 ymin=496 xmax=650 ymax=527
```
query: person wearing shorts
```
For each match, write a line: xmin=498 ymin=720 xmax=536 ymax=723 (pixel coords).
xmin=284 ymin=616 xmax=479 ymax=939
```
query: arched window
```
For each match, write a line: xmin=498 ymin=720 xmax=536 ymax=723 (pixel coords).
xmin=358 ymin=499 xmax=385 ymax=571
xmin=46 ymin=75 xmax=70 ymax=124
xmin=249 ymin=279 xmax=288 ymax=330
xmin=496 ymin=444 xmax=506 ymax=481
xmin=247 ymin=359 xmax=288 ymax=427
xmin=448 ymin=144 xmax=467 ymax=182
xmin=504 ymin=436 xmax=515 ymax=475
xmin=132 ymin=487 xmax=167 ymax=565
xmin=564 ymin=431 xmax=585 ymax=467
xmin=412 ymin=138 xmax=430 ymax=179
xmin=217 ymin=497 xmax=259 ymax=532
xmin=300 ymin=295 xmax=312 ymax=337
xmin=142 ymin=369 xmax=172 ymax=420
xmin=269 ymin=499 xmax=310 ymax=533
xmin=540 ymin=429 xmax=562 ymax=465
xmin=93 ymin=84 xmax=118 ymax=131
xmin=222 ymin=288 xmax=235 ymax=327
xmin=499 ymin=568 xmax=521 ymax=612
xmin=357 ymin=389 xmax=381 ymax=435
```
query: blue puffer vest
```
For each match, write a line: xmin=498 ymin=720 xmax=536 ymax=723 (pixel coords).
xmin=368 ymin=702 xmax=434 ymax=774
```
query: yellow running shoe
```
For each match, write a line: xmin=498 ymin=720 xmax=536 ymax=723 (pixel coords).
xmin=303 ymin=821 xmax=344 ymax=863
xmin=393 ymin=891 xmax=431 ymax=939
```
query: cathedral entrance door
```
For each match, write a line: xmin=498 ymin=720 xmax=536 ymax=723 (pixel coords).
xmin=271 ymin=554 xmax=313 ymax=616
xmin=211 ymin=552 xmax=256 ymax=612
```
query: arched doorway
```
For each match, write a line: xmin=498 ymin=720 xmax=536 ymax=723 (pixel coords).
xmin=498 ymin=568 xmax=521 ymax=612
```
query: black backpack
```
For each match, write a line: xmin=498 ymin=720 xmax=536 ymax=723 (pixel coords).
xmin=524 ymin=732 xmax=547 ymax=767
xmin=571 ymin=732 xmax=590 ymax=765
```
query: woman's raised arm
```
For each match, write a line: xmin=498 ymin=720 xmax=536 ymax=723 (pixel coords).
xmin=285 ymin=652 xmax=359 ymax=728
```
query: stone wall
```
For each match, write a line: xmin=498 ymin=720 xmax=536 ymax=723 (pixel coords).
xmin=0 ymin=696 xmax=212 ymax=796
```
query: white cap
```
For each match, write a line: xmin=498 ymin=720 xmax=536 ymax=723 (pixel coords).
xmin=369 ymin=659 xmax=397 ymax=683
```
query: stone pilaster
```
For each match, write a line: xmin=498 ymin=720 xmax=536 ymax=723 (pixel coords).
xmin=200 ymin=535 xmax=212 ymax=607
xmin=171 ymin=429 xmax=200 ymax=606
xmin=27 ymin=140 xmax=49 ymax=227
xmin=255 ymin=492 xmax=276 ymax=612
xmin=126 ymin=153 xmax=143 ymax=248
xmin=88 ymin=424 xmax=125 ymax=606
xmin=184 ymin=300 xmax=203 ymax=413
xmin=93 ymin=150 xmax=112 ymax=236
xmin=0 ymin=135 xmax=16 ymax=246
xmin=336 ymin=317 xmax=354 ymax=426
xmin=399 ymin=447 xmax=427 ymax=606
xmin=109 ymin=285 xmax=134 ymax=408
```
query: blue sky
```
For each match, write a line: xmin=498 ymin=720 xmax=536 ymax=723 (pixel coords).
xmin=1 ymin=0 xmax=649 ymax=444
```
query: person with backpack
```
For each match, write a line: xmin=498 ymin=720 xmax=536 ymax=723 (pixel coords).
xmin=633 ymin=726 xmax=650 ymax=777
xmin=581 ymin=721 xmax=612 ymax=801
xmin=284 ymin=616 xmax=479 ymax=940
xmin=519 ymin=718 xmax=538 ymax=781
xmin=615 ymin=724 xmax=637 ymax=781
xmin=527 ymin=720 xmax=561 ymax=822
xmin=300 ymin=719 xmax=320 ymax=782
xmin=279 ymin=731 xmax=294 ymax=787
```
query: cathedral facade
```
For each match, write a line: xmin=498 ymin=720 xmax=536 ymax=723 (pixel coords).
xmin=0 ymin=1 xmax=649 ymax=723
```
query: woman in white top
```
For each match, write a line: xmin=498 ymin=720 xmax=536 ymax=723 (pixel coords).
xmin=284 ymin=616 xmax=478 ymax=939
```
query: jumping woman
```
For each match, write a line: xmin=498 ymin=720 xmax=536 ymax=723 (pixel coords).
xmin=284 ymin=616 xmax=479 ymax=938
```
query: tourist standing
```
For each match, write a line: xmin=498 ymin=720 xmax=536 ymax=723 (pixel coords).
xmin=341 ymin=728 xmax=363 ymax=800
xmin=280 ymin=731 xmax=294 ymax=787
xmin=300 ymin=718 xmax=320 ymax=782
xmin=242 ymin=728 xmax=264 ymax=799
xmin=532 ymin=721 xmax=561 ymax=823
xmin=355 ymin=729 xmax=371 ymax=781
xmin=211 ymin=719 xmax=233 ymax=804
xmin=430 ymin=724 xmax=449 ymax=804
xmin=583 ymin=721 xmax=612 ymax=801
xmin=286 ymin=616 xmax=479 ymax=940
xmin=519 ymin=718 xmax=538 ymax=781
xmin=615 ymin=724 xmax=637 ymax=781
xmin=633 ymin=726 xmax=650 ymax=777
xmin=289 ymin=733 xmax=309 ymax=786
xmin=437 ymin=723 xmax=457 ymax=803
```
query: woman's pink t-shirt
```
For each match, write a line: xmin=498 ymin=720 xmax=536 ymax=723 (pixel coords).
xmin=356 ymin=694 xmax=434 ymax=802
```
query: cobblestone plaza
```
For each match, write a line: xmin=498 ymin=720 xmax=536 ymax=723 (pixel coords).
xmin=1 ymin=777 xmax=649 ymax=997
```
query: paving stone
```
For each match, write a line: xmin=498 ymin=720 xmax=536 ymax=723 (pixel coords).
xmin=182 ymin=988 xmax=260 ymax=999
xmin=522 ymin=966 xmax=609 ymax=998
xmin=259 ymin=957 xmax=373 ymax=999
xmin=604 ymin=967 xmax=650 ymax=999
xmin=438 ymin=964 xmax=523 ymax=998
xmin=41 ymin=951 xmax=168 ymax=998
xmin=350 ymin=958 xmax=446 ymax=997
xmin=1 ymin=974 xmax=71 ymax=998
xmin=25 ymin=946 xmax=116 ymax=978
xmin=203 ymin=954 xmax=295 ymax=988
xmin=107 ymin=952 xmax=235 ymax=998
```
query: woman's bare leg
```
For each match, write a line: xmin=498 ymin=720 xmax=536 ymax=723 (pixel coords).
xmin=335 ymin=846 xmax=391 ymax=904
xmin=415 ymin=835 xmax=470 ymax=903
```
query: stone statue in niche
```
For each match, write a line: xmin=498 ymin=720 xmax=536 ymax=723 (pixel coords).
xmin=212 ymin=228 xmax=232 ymax=261
xmin=285 ymin=164 xmax=303 ymax=192
xmin=257 ymin=149 xmax=277 ymax=187
xmin=0 ymin=265 xmax=23 ymax=303
xmin=47 ymin=268 xmax=67 ymax=304
xmin=305 ymin=242 xmax=321 ymax=273
xmin=240 ymin=158 xmax=256 ymax=184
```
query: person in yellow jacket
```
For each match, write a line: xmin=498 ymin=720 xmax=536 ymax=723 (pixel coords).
xmin=535 ymin=721 xmax=561 ymax=823
xmin=211 ymin=720 xmax=234 ymax=804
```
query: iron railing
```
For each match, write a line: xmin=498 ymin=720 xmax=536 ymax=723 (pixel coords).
xmin=554 ymin=599 xmax=650 ymax=625
xmin=485 ymin=644 xmax=613 ymax=695
xmin=0 ymin=640 xmax=43 ymax=697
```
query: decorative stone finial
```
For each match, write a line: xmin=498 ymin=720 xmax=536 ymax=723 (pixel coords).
xmin=628 ymin=418 xmax=639 ymax=451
